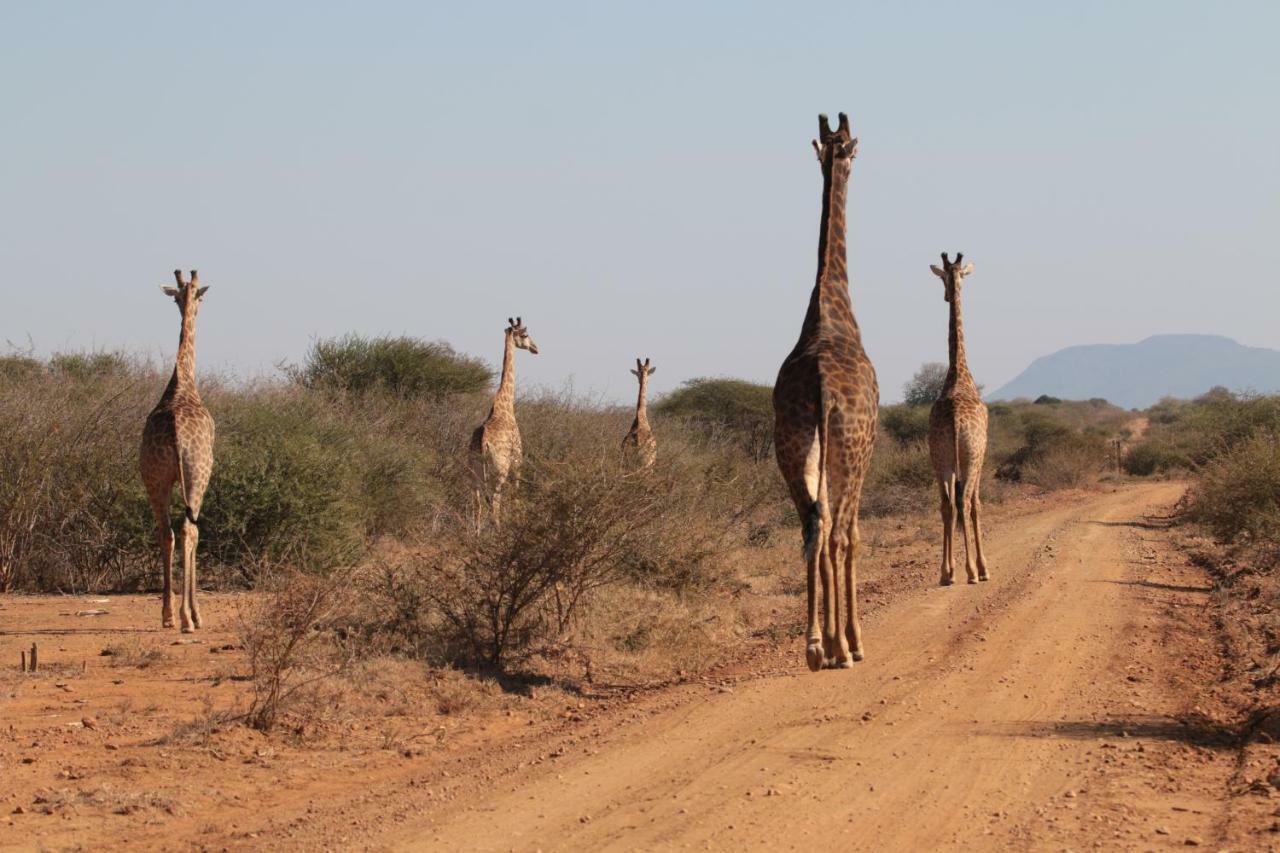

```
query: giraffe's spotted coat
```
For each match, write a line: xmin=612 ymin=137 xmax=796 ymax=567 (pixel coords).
xmin=139 ymin=270 xmax=215 ymax=632
xmin=621 ymin=357 xmax=657 ymax=469
xmin=468 ymin=318 xmax=538 ymax=525
xmin=928 ymin=253 xmax=991 ymax=585
xmin=773 ymin=114 xmax=879 ymax=672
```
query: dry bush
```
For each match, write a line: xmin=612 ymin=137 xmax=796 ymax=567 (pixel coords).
xmin=863 ymin=435 xmax=934 ymax=516
xmin=1020 ymin=439 xmax=1106 ymax=490
xmin=99 ymin=639 xmax=167 ymax=669
xmin=240 ymin=568 xmax=360 ymax=731
xmin=1187 ymin=431 xmax=1280 ymax=551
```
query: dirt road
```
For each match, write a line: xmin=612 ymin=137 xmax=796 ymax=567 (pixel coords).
xmin=3 ymin=481 xmax=1271 ymax=851
xmin=392 ymin=481 xmax=1260 ymax=851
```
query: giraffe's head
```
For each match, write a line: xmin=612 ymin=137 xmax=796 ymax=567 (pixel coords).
xmin=811 ymin=113 xmax=858 ymax=171
xmin=929 ymin=253 xmax=975 ymax=302
xmin=506 ymin=317 xmax=538 ymax=355
xmin=630 ymin=357 xmax=656 ymax=382
xmin=161 ymin=270 xmax=209 ymax=315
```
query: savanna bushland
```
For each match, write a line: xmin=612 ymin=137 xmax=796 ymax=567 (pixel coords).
xmin=1 ymin=339 xmax=1145 ymax=729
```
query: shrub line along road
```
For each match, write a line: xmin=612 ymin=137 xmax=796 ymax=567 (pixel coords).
xmin=390 ymin=481 xmax=1252 ymax=851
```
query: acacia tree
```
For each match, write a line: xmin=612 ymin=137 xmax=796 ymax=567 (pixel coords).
xmin=902 ymin=363 xmax=948 ymax=407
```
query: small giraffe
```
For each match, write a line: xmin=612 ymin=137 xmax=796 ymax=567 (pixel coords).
xmin=621 ymin=357 xmax=657 ymax=468
xmin=927 ymin=252 xmax=991 ymax=585
xmin=140 ymin=270 xmax=215 ymax=632
xmin=468 ymin=317 xmax=538 ymax=526
xmin=773 ymin=114 xmax=880 ymax=671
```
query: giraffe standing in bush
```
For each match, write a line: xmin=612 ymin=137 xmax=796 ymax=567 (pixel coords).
xmin=469 ymin=317 xmax=538 ymax=526
xmin=927 ymin=252 xmax=990 ymax=585
xmin=773 ymin=114 xmax=879 ymax=671
xmin=622 ymin=357 xmax=656 ymax=468
xmin=140 ymin=270 xmax=215 ymax=632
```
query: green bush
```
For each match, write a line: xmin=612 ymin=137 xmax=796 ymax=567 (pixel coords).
xmin=655 ymin=377 xmax=775 ymax=461
xmin=49 ymin=350 xmax=134 ymax=382
xmin=291 ymin=334 xmax=492 ymax=399
xmin=880 ymin=404 xmax=930 ymax=443
xmin=1122 ymin=440 xmax=1185 ymax=476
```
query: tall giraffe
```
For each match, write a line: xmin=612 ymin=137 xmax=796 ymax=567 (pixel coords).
xmin=140 ymin=270 xmax=215 ymax=632
xmin=621 ymin=357 xmax=656 ymax=468
xmin=927 ymin=252 xmax=990 ymax=585
xmin=773 ymin=114 xmax=879 ymax=671
xmin=468 ymin=317 xmax=538 ymax=525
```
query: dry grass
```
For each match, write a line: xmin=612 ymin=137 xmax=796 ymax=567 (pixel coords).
xmin=99 ymin=638 xmax=167 ymax=669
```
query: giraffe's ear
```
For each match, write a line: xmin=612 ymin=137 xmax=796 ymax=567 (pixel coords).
xmin=647 ymin=366 xmax=656 ymax=376
xmin=196 ymin=286 xmax=211 ymax=299
xmin=960 ymin=262 xmax=975 ymax=277
xmin=161 ymin=286 xmax=180 ymax=298
xmin=630 ymin=368 xmax=641 ymax=378
xmin=929 ymin=265 xmax=945 ymax=279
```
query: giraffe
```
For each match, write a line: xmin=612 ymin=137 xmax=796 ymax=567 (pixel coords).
xmin=927 ymin=252 xmax=991 ymax=586
xmin=773 ymin=114 xmax=880 ymax=671
xmin=621 ymin=357 xmax=657 ymax=468
xmin=139 ymin=270 xmax=215 ymax=632
xmin=468 ymin=317 xmax=538 ymax=526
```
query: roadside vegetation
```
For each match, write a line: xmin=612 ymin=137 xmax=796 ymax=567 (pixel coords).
xmin=1123 ymin=387 xmax=1280 ymax=725
xmin=1 ymin=348 xmax=1134 ymax=730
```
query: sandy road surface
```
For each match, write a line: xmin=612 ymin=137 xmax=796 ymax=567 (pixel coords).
xmin=394 ymin=481 xmax=1255 ymax=851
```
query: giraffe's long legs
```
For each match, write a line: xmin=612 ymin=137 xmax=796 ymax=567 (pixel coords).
xmin=145 ymin=487 xmax=175 ymax=628
xmin=178 ymin=516 xmax=199 ymax=632
xmin=843 ymin=516 xmax=864 ymax=662
xmin=938 ymin=478 xmax=956 ymax=586
xmin=971 ymin=482 xmax=990 ymax=581
xmin=179 ymin=461 xmax=209 ymax=633
xmin=957 ymin=478 xmax=978 ymax=584
xmin=822 ymin=530 xmax=850 ymax=667
xmin=803 ymin=505 xmax=824 ymax=672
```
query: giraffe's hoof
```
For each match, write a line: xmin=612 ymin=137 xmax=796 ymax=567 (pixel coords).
xmin=851 ymin=648 xmax=865 ymax=662
xmin=967 ymin=576 xmax=978 ymax=585
xmin=162 ymin=619 xmax=174 ymax=629
xmin=939 ymin=576 xmax=954 ymax=587
xmin=805 ymin=643 xmax=824 ymax=672
xmin=979 ymin=572 xmax=990 ymax=582
xmin=835 ymin=658 xmax=855 ymax=669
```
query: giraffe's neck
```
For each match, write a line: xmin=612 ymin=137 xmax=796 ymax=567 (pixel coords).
xmin=801 ymin=158 xmax=858 ymax=338
xmin=164 ymin=307 xmax=200 ymax=400
xmin=632 ymin=375 xmax=650 ymax=430
xmin=489 ymin=331 xmax=517 ymax=418
xmin=945 ymin=291 xmax=976 ymax=393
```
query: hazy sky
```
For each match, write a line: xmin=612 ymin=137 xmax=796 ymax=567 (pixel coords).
xmin=2 ymin=2 xmax=1277 ymax=402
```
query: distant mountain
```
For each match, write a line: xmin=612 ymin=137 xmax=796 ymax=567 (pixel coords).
xmin=990 ymin=335 xmax=1280 ymax=409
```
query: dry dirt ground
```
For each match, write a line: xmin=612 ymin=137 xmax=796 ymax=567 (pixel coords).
xmin=3 ymin=480 xmax=1278 ymax=851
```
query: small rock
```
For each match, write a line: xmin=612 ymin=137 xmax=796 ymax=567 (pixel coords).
xmin=1064 ymin=790 xmax=1076 ymax=798
xmin=1183 ymin=837 xmax=1201 ymax=847
xmin=105 ymin=743 xmax=119 ymax=751
xmin=12 ymin=806 xmax=25 ymax=815
xmin=1155 ymin=826 xmax=1170 ymax=835
xmin=81 ymin=716 xmax=99 ymax=731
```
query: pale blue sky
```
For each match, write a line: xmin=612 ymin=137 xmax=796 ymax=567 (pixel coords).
xmin=2 ymin=2 xmax=1276 ymax=402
